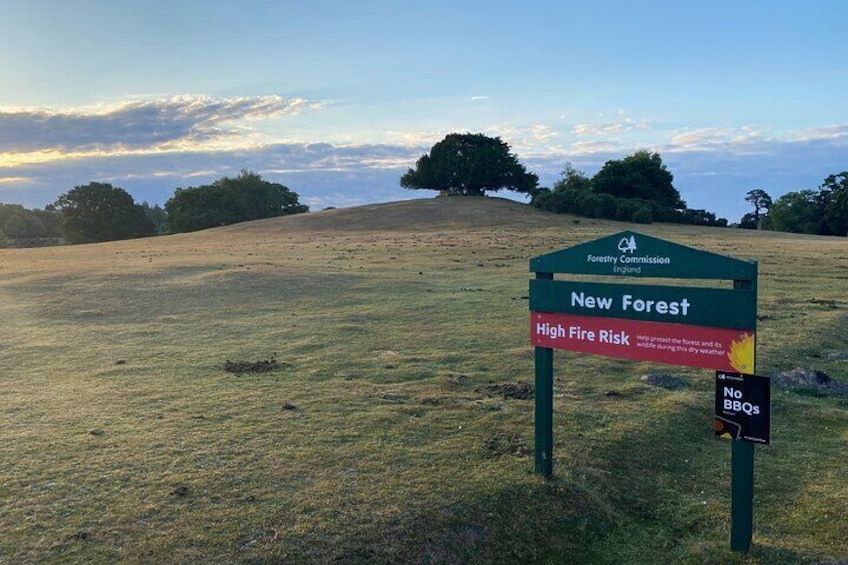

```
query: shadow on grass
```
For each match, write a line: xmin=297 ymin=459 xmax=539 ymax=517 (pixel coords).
xmin=237 ymin=385 xmax=845 ymax=564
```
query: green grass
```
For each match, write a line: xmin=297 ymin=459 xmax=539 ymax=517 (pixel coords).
xmin=0 ymin=198 xmax=846 ymax=563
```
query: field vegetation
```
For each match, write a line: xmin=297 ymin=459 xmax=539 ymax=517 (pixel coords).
xmin=0 ymin=197 xmax=845 ymax=564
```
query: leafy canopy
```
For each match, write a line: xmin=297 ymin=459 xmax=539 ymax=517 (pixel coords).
xmin=530 ymin=155 xmax=725 ymax=226
xmin=766 ymin=172 xmax=848 ymax=236
xmin=820 ymin=172 xmax=848 ymax=236
xmin=745 ymin=189 xmax=773 ymax=218
xmin=591 ymin=150 xmax=685 ymax=209
xmin=769 ymin=190 xmax=822 ymax=234
xmin=165 ymin=170 xmax=308 ymax=233
xmin=52 ymin=182 xmax=154 ymax=244
xmin=400 ymin=133 xmax=538 ymax=196
xmin=0 ymin=203 xmax=60 ymax=242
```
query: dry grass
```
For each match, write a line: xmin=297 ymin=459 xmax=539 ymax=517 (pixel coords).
xmin=0 ymin=197 xmax=846 ymax=564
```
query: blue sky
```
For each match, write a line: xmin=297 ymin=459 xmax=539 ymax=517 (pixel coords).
xmin=1 ymin=0 xmax=846 ymax=222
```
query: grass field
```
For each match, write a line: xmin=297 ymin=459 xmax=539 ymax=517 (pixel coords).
xmin=1 ymin=197 xmax=846 ymax=564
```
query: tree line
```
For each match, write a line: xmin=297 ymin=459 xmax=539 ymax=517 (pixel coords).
xmin=403 ymin=132 xmax=846 ymax=235
xmin=740 ymin=174 xmax=848 ymax=236
xmin=1 ymin=134 xmax=845 ymax=247
xmin=402 ymin=134 xmax=724 ymax=226
xmin=0 ymin=170 xmax=308 ymax=246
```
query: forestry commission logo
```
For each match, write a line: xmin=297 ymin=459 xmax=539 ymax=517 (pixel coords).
xmin=617 ymin=235 xmax=637 ymax=254
xmin=585 ymin=233 xmax=671 ymax=274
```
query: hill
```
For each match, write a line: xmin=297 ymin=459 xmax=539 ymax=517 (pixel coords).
xmin=213 ymin=196 xmax=570 ymax=234
xmin=0 ymin=197 xmax=846 ymax=564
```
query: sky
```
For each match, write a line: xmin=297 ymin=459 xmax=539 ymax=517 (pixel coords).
xmin=1 ymin=0 xmax=846 ymax=222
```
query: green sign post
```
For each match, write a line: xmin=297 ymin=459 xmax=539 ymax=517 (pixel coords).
xmin=530 ymin=231 xmax=761 ymax=553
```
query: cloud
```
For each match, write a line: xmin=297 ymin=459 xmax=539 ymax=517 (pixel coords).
xmin=573 ymin=120 xmax=650 ymax=136
xmin=569 ymin=140 xmax=625 ymax=154
xmin=0 ymin=95 xmax=317 ymax=157
xmin=667 ymin=127 xmax=770 ymax=151
xmin=1 ymin=93 xmax=846 ymax=226
xmin=0 ymin=176 xmax=31 ymax=184
xmin=792 ymin=124 xmax=848 ymax=142
xmin=0 ymin=140 xmax=423 ymax=206
xmin=487 ymin=124 xmax=560 ymax=147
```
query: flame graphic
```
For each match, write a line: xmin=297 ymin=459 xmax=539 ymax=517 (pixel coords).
xmin=727 ymin=332 xmax=755 ymax=372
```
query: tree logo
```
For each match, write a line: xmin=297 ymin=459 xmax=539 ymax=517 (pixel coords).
xmin=617 ymin=235 xmax=637 ymax=254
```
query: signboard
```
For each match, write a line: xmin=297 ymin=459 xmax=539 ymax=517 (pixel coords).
xmin=532 ymin=312 xmax=755 ymax=372
xmin=530 ymin=231 xmax=757 ymax=280
xmin=715 ymin=371 xmax=771 ymax=444
xmin=530 ymin=279 xmax=756 ymax=330
xmin=530 ymin=230 xmax=762 ymax=554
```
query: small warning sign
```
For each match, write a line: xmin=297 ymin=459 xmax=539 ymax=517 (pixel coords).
xmin=714 ymin=371 xmax=771 ymax=444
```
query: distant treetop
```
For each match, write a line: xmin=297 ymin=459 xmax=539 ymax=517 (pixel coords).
xmin=52 ymin=182 xmax=154 ymax=244
xmin=165 ymin=170 xmax=308 ymax=233
xmin=400 ymin=133 xmax=539 ymax=196
xmin=591 ymin=150 xmax=685 ymax=210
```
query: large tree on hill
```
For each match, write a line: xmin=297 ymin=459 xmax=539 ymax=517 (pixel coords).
xmin=53 ymin=182 xmax=155 ymax=244
xmin=165 ymin=170 xmax=308 ymax=233
xmin=400 ymin=133 xmax=539 ymax=196
xmin=591 ymin=150 xmax=685 ymax=209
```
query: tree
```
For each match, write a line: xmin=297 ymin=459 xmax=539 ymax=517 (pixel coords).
xmin=738 ymin=212 xmax=760 ymax=230
xmin=552 ymin=163 xmax=592 ymax=193
xmin=820 ymin=172 xmax=848 ymax=236
xmin=530 ymin=163 xmax=590 ymax=212
xmin=0 ymin=203 xmax=61 ymax=244
xmin=53 ymin=182 xmax=155 ymax=244
xmin=768 ymin=190 xmax=822 ymax=234
xmin=591 ymin=150 xmax=685 ymax=209
xmin=400 ymin=133 xmax=538 ymax=196
xmin=140 ymin=202 xmax=167 ymax=235
xmin=744 ymin=189 xmax=772 ymax=229
xmin=678 ymin=208 xmax=728 ymax=227
xmin=165 ymin=170 xmax=308 ymax=234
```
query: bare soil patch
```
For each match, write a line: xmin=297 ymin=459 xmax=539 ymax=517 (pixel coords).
xmin=482 ymin=431 xmax=531 ymax=458
xmin=224 ymin=358 xmax=280 ymax=374
xmin=483 ymin=382 xmax=534 ymax=400
xmin=771 ymin=368 xmax=848 ymax=395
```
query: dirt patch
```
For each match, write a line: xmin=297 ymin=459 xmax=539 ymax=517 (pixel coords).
xmin=771 ymin=368 xmax=848 ymax=395
xmin=482 ymin=432 xmax=530 ymax=458
xmin=170 ymin=484 xmax=190 ymax=497
xmin=484 ymin=382 xmax=534 ymax=400
xmin=224 ymin=358 xmax=280 ymax=374
xmin=641 ymin=374 xmax=688 ymax=390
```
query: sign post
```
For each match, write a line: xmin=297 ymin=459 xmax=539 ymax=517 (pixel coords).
xmin=529 ymin=231 xmax=761 ymax=553
xmin=534 ymin=271 xmax=554 ymax=478
xmin=715 ymin=369 xmax=771 ymax=552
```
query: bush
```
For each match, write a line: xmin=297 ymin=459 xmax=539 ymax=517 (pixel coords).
xmin=631 ymin=205 xmax=654 ymax=224
xmin=53 ymin=183 xmax=154 ymax=244
xmin=578 ymin=193 xmax=617 ymax=218
xmin=531 ymin=188 xmax=580 ymax=215
xmin=614 ymin=199 xmax=641 ymax=222
xmin=165 ymin=170 xmax=308 ymax=234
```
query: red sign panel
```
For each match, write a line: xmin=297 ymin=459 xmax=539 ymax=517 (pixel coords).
xmin=531 ymin=311 xmax=755 ymax=373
